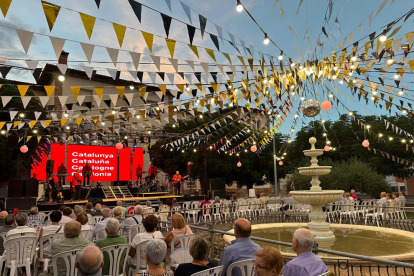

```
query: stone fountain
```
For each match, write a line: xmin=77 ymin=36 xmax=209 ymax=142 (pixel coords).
xmin=290 ymin=137 xmax=344 ymax=242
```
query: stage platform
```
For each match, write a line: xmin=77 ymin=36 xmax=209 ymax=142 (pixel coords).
xmin=37 ymin=193 xmax=204 ymax=211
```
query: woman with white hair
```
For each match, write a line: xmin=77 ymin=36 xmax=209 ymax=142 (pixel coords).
xmin=113 ymin=206 xmax=125 ymax=224
xmin=143 ymin=239 xmax=173 ymax=276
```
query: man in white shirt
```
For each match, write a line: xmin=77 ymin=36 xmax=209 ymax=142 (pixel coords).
xmin=94 ymin=208 xmax=112 ymax=239
xmin=377 ymin=192 xmax=388 ymax=205
xmin=122 ymin=205 xmax=143 ymax=240
xmin=4 ymin=213 xmax=37 ymax=260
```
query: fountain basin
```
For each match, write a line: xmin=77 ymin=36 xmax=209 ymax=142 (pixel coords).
xmin=298 ymin=166 xmax=332 ymax=176
xmin=290 ymin=190 xmax=343 ymax=205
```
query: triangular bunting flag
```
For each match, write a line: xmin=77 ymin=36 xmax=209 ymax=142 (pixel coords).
xmin=169 ymin=58 xmax=178 ymax=72
xmin=77 ymin=95 xmax=85 ymax=106
xmin=128 ymin=0 xmax=142 ymax=23
xmin=1 ymin=96 xmax=12 ymax=107
xmin=57 ymin=64 xmax=67 ymax=74
xmin=129 ymin=52 xmax=141 ymax=70
xmin=83 ymin=66 xmax=94 ymax=79
xmin=39 ymin=96 xmax=49 ymax=108
xmin=160 ymin=13 xmax=172 ymax=37
xmin=116 ymin=86 xmax=125 ymax=99
xmin=187 ymin=24 xmax=196 ymax=45
xmin=150 ymin=55 xmax=161 ymax=71
xmin=41 ymin=1 xmax=61 ymax=31
xmin=94 ymin=87 xmax=104 ymax=99
xmin=18 ymin=85 xmax=29 ymax=98
xmin=112 ymin=23 xmax=127 ymax=47
xmin=15 ymin=29 xmax=34 ymax=54
xmin=93 ymin=95 xmax=101 ymax=107
xmin=107 ymin=68 xmax=117 ymax=80
xmin=44 ymin=86 xmax=55 ymax=98
xmin=188 ymin=44 xmax=199 ymax=58
xmin=158 ymin=85 xmax=167 ymax=95
xmin=109 ymin=94 xmax=118 ymax=106
xmin=166 ymin=39 xmax=176 ymax=58
xmin=70 ymin=86 xmax=81 ymax=100
xmin=79 ymin=13 xmax=96 ymax=40
xmin=106 ymin=47 xmax=119 ymax=66
xmin=0 ymin=0 xmax=12 ymax=17
xmin=22 ymin=96 xmax=31 ymax=108
xmin=180 ymin=2 xmax=192 ymax=24
xmin=81 ymin=43 xmax=95 ymax=63
xmin=206 ymin=49 xmax=216 ymax=62
xmin=60 ymin=119 xmax=67 ymax=127
xmin=125 ymin=93 xmax=134 ymax=106
xmin=29 ymin=121 xmax=37 ymax=129
xmin=49 ymin=36 xmax=65 ymax=59
xmin=141 ymin=31 xmax=154 ymax=53
xmin=58 ymin=96 xmax=68 ymax=106
xmin=199 ymin=14 xmax=207 ymax=38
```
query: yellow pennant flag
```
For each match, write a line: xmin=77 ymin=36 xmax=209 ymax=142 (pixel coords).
xmin=409 ymin=60 xmax=414 ymax=72
xmin=26 ymin=136 xmax=32 ymax=142
xmin=176 ymin=84 xmax=185 ymax=93
xmin=70 ymin=86 xmax=81 ymax=100
xmin=222 ymin=52 xmax=232 ymax=65
xmin=195 ymin=83 xmax=203 ymax=91
xmin=205 ymin=49 xmax=216 ymax=62
xmin=141 ymin=31 xmax=154 ymax=53
xmin=41 ymin=1 xmax=61 ymax=31
xmin=0 ymin=0 xmax=12 ymax=17
xmin=139 ymin=87 xmax=146 ymax=98
xmin=60 ymin=119 xmax=67 ymax=127
xmin=92 ymin=116 xmax=99 ymax=126
xmin=29 ymin=121 xmax=37 ymax=129
xmin=44 ymin=120 xmax=51 ymax=128
xmin=188 ymin=44 xmax=199 ymax=58
xmin=37 ymin=136 xmax=41 ymax=143
xmin=18 ymin=85 xmax=29 ymax=98
xmin=13 ymin=121 xmax=21 ymax=128
xmin=44 ymin=86 xmax=55 ymax=98
xmin=158 ymin=85 xmax=167 ymax=95
xmin=116 ymin=86 xmax=125 ymax=99
xmin=0 ymin=122 xmax=5 ymax=130
xmin=165 ymin=38 xmax=176 ymax=58
xmin=94 ymin=87 xmax=104 ymax=99
xmin=76 ymin=117 xmax=83 ymax=126
xmin=238 ymin=56 xmax=246 ymax=67
xmin=112 ymin=23 xmax=126 ymax=47
xmin=79 ymin=13 xmax=96 ymax=40
xmin=139 ymin=110 xmax=146 ymax=119
xmin=18 ymin=137 xmax=23 ymax=143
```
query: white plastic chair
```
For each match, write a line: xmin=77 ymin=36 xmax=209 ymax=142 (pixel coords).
xmin=96 ymin=228 xmax=107 ymax=241
xmin=226 ymin=258 xmax=255 ymax=276
xmin=221 ymin=200 xmax=232 ymax=220
xmin=182 ymin=202 xmax=191 ymax=220
xmin=128 ymin=240 xmax=150 ymax=276
xmin=35 ymin=233 xmax=65 ymax=272
xmin=158 ymin=206 xmax=170 ymax=228
xmin=317 ymin=272 xmax=329 ymax=276
xmin=171 ymin=206 xmax=182 ymax=216
xmin=80 ymin=229 xmax=95 ymax=242
xmin=187 ymin=202 xmax=199 ymax=223
xmin=168 ymin=234 xmax=196 ymax=268
xmin=93 ymin=216 xmax=103 ymax=225
xmin=50 ymin=249 xmax=80 ymax=276
xmin=100 ymin=244 xmax=129 ymax=276
xmin=127 ymin=224 xmax=144 ymax=244
xmin=212 ymin=203 xmax=221 ymax=221
xmin=0 ymin=233 xmax=37 ymax=276
xmin=192 ymin=265 xmax=224 ymax=276
xmin=200 ymin=203 xmax=212 ymax=223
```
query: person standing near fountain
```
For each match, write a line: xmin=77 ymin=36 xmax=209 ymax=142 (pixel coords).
xmin=282 ymin=228 xmax=327 ymax=276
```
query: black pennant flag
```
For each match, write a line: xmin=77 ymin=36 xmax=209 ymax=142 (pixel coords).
xmin=178 ymin=72 xmax=184 ymax=79
xmin=210 ymin=34 xmax=220 ymax=51
xmin=194 ymin=72 xmax=201 ymax=83
xmin=137 ymin=71 xmax=143 ymax=83
xmin=187 ymin=25 xmax=196 ymax=45
xmin=84 ymin=102 xmax=92 ymax=110
xmin=103 ymin=100 xmax=111 ymax=108
xmin=128 ymin=0 xmax=142 ymax=23
xmin=369 ymin=32 xmax=376 ymax=48
xmin=0 ymin=66 xmax=11 ymax=78
xmin=192 ymin=89 xmax=197 ymax=97
xmin=322 ymin=27 xmax=328 ymax=38
xmin=199 ymin=14 xmax=207 ymax=38
xmin=378 ymin=77 xmax=384 ymax=85
xmin=33 ymin=68 xmax=42 ymax=82
xmin=160 ymin=13 xmax=172 ymax=38
xmin=157 ymin=72 xmax=165 ymax=81
xmin=94 ymin=0 xmax=101 ymax=8
xmin=65 ymin=103 xmax=73 ymax=110
xmin=210 ymin=72 xmax=217 ymax=83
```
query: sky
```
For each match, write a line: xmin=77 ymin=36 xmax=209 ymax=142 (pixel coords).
xmin=0 ymin=0 xmax=413 ymax=141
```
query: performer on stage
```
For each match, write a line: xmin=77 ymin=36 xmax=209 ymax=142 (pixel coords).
xmin=136 ymin=164 xmax=143 ymax=182
xmin=71 ymin=169 xmax=83 ymax=201
xmin=172 ymin=171 xmax=182 ymax=196
xmin=82 ymin=162 xmax=93 ymax=187
xmin=57 ymin=163 xmax=67 ymax=188
xmin=148 ymin=163 xmax=157 ymax=180
xmin=49 ymin=175 xmax=57 ymax=202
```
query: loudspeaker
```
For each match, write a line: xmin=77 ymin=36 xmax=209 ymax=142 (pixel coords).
xmin=46 ymin=160 xmax=54 ymax=174
xmin=7 ymin=180 xmax=24 ymax=198
xmin=88 ymin=197 xmax=104 ymax=205
xmin=25 ymin=179 xmax=39 ymax=197
xmin=5 ymin=197 xmax=37 ymax=212
xmin=213 ymin=190 xmax=226 ymax=199
xmin=187 ymin=161 xmax=193 ymax=175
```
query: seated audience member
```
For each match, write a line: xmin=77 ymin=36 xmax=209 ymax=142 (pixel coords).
xmin=4 ymin=213 xmax=36 ymax=262
xmin=0 ymin=211 xmax=8 ymax=226
xmin=28 ymin=206 xmax=44 ymax=223
xmin=0 ymin=215 xmax=15 ymax=255
xmin=350 ymin=189 xmax=358 ymax=200
xmin=113 ymin=206 xmax=125 ymax=223
xmin=128 ymin=215 xmax=164 ymax=269
xmin=60 ymin=207 xmax=73 ymax=223
xmin=116 ymin=200 xmax=127 ymax=216
xmin=135 ymin=200 xmax=142 ymax=206
xmin=76 ymin=212 xmax=93 ymax=230
xmin=231 ymin=194 xmax=238 ymax=203
xmin=219 ymin=218 xmax=261 ymax=276
xmin=200 ymin=195 xmax=212 ymax=215
xmin=344 ymin=192 xmax=352 ymax=202
xmin=399 ymin=191 xmax=406 ymax=201
xmin=144 ymin=239 xmax=173 ymax=276
xmin=175 ymin=236 xmax=217 ymax=276
xmin=122 ymin=205 xmax=143 ymax=239
xmin=386 ymin=193 xmax=393 ymax=202
xmin=143 ymin=200 xmax=153 ymax=215
xmin=43 ymin=221 xmax=90 ymax=276
xmin=377 ymin=192 xmax=388 ymax=205
xmin=92 ymin=203 xmax=103 ymax=216
xmin=38 ymin=211 xmax=64 ymax=257
xmin=171 ymin=198 xmax=180 ymax=209
xmin=165 ymin=213 xmax=193 ymax=249
xmin=75 ymin=245 xmax=104 ymax=276
xmin=260 ymin=193 xmax=267 ymax=203
xmin=282 ymin=228 xmax=327 ymax=276
xmin=59 ymin=205 xmax=66 ymax=213
xmin=393 ymin=192 xmax=400 ymax=201
xmin=95 ymin=208 xmax=112 ymax=239
xmin=214 ymin=196 xmax=221 ymax=204
xmin=254 ymin=247 xmax=284 ymax=276
xmin=95 ymin=218 xmax=127 ymax=275
xmin=84 ymin=202 xmax=93 ymax=215
xmin=74 ymin=205 xmax=92 ymax=222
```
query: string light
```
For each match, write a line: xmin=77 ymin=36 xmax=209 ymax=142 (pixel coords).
xmin=278 ymin=52 xmax=283 ymax=60
xmin=58 ymin=75 xmax=65 ymax=82
xmin=339 ymin=80 xmax=344 ymax=85
xmin=291 ymin=62 xmax=295 ymax=67
xmin=394 ymin=74 xmax=400 ymax=79
xmin=379 ymin=34 xmax=387 ymax=42
xmin=64 ymin=113 xmax=68 ymax=118
xmin=379 ymin=133 xmax=383 ymax=137
xmin=19 ymin=113 xmax=25 ymax=118
xmin=398 ymin=90 xmax=404 ymax=95
xmin=101 ymin=122 xmax=105 ymax=125
xmin=236 ymin=0 xmax=243 ymax=12
xmin=351 ymin=56 xmax=357 ymax=62
xmin=111 ymin=110 xmax=116 ymax=114
xmin=348 ymin=112 xmax=353 ymax=116
xmin=387 ymin=58 xmax=394 ymax=65
xmin=129 ymin=85 xmax=134 ymax=90
xmin=263 ymin=33 xmax=270 ymax=45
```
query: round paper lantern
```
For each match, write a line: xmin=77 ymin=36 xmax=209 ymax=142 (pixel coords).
xmin=278 ymin=161 xmax=283 ymax=166
xmin=237 ymin=162 xmax=242 ymax=167
xmin=20 ymin=145 xmax=28 ymax=153
xmin=116 ymin=143 xmax=123 ymax=150
xmin=302 ymin=99 xmax=321 ymax=117
xmin=321 ymin=100 xmax=332 ymax=111
xmin=250 ymin=145 xmax=257 ymax=152
xmin=362 ymin=140 xmax=370 ymax=147
xmin=324 ymin=145 xmax=330 ymax=151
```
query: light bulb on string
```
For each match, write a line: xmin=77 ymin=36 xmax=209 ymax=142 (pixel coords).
xmin=278 ymin=51 xmax=283 ymax=61
xmin=263 ymin=33 xmax=270 ymax=45
xmin=399 ymin=90 xmax=404 ymax=95
xmin=394 ymin=74 xmax=400 ymax=79
xmin=387 ymin=58 xmax=394 ymax=65
xmin=379 ymin=34 xmax=387 ymax=42
xmin=236 ymin=0 xmax=243 ymax=12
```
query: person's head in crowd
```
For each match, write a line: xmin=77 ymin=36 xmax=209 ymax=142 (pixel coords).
xmin=64 ymin=221 xmax=81 ymax=238
xmin=85 ymin=202 xmax=93 ymax=211
xmin=344 ymin=192 xmax=350 ymax=200
xmin=15 ymin=213 xmax=28 ymax=226
xmin=29 ymin=207 xmax=39 ymax=216
xmin=0 ymin=211 xmax=8 ymax=221
xmin=172 ymin=198 xmax=177 ymax=204
xmin=113 ymin=206 xmax=123 ymax=218
xmin=400 ymin=191 xmax=406 ymax=197
xmin=134 ymin=205 xmax=144 ymax=215
xmin=117 ymin=200 xmax=123 ymax=207
xmin=254 ymin=247 xmax=284 ymax=276
xmin=386 ymin=193 xmax=393 ymax=200
xmin=75 ymin=245 xmax=104 ymax=275
xmin=143 ymin=215 xmax=158 ymax=233
xmin=105 ymin=218 xmax=120 ymax=236
xmin=292 ymin=228 xmax=314 ymax=255
xmin=260 ymin=193 xmax=264 ymax=197
xmin=204 ymin=195 xmax=209 ymax=201
xmin=102 ymin=208 xmax=111 ymax=218
xmin=95 ymin=203 xmax=102 ymax=211
xmin=146 ymin=200 xmax=151 ymax=207
xmin=165 ymin=199 xmax=171 ymax=206
xmin=255 ymin=194 xmax=259 ymax=199
xmin=225 ymin=194 xmax=231 ymax=200
xmin=59 ymin=205 xmax=67 ymax=212
xmin=63 ymin=207 xmax=72 ymax=217
xmin=215 ymin=196 xmax=220 ymax=203
xmin=393 ymin=192 xmax=399 ymax=199
xmin=380 ymin=192 xmax=386 ymax=198
xmin=189 ymin=236 xmax=210 ymax=262
xmin=74 ymin=205 xmax=83 ymax=215
xmin=234 ymin=218 xmax=252 ymax=239
xmin=145 ymin=239 xmax=167 ymax=267
xmin=50 ymin=210 xmax=62 ymax=223
xmin=5 ymin=214 xmax=15 ymax=226
xmin=350 ymin=189 xmax=356 ymax=195
xmin=76 ymin=212 xmax=89 ymax=225
xmin=134 ymin=201 xmax=142 ymax=206
xmin=171 ymin=213 xmax=186 ymax=229
xmin=232 ymin=194 xmax=237 ymax=201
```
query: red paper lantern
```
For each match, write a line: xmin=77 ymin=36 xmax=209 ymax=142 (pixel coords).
xmin=116 ymin=143 xmax=123 ymax=150
xmin=20 ymin=145 xmax=28 ymax=153
xmin=362 ymin=140 xmax=370 ymax=147
xmin=324 ymin=145 xmax=330 ymax=151
xmin=321 ymin=101 xmax=332 ymax=111
xmin=278 ymin=161 xmax=283 ymax=166
xmin=250 ymin=145 xmax=257 ymax=152
xmin=237 ymin=162 xmax=242 ymax=167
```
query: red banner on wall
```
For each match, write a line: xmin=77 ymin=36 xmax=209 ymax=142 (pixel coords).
xmin=119 ymin=147 xmax=131 ymax=181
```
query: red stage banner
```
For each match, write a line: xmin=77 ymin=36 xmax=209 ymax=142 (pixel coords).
xmin=132 ymin=148 xmax=144 ymax=180
xmin=31 ymin=143 xmax=64 ymax=181
xmin=119 ymin=147 xmax=131 ymax=181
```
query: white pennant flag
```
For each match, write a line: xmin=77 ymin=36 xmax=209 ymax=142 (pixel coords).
xmin=49 ymin=36 xmax=65 ymax=60
xmin=25 ymin=60 xmax=39 ymax=73
xmin=77 ymin=95 xmax=86 ymax=106
xmin=58 ymin=96 xmax=68 ymax=106
xmin=83 ymin=66 xmax=94 ymax=79
xmin=150 ymin=55 xmax=161 ymax=71
xmin=81 ymin=43 xmax=95 ymax=63
xmin=109 ymin=94 xmax=118 ymax=106
xmin=34 ymin=112 xmax=42 ymax=120
xmin=215 ymin=24 xmax=224 ymax=44
xmin=9 ymin=111 xmax=18 ymax=121
xmin=170 ymin=90 xmax=178 ymax=97
xmin=6 ymin=123 xmax=12 ymax=131
xmin=106 ymin=47 xmax=119 ymax=67
xmin=201 ymin=62 xmax=209 ymax=75
xmin=57 ymin=64 xmax=67 ymax=74
xmin=167 ymin=73 xmax=175 ymax=84
xmin=169 ymin=58 xmax=178 ymax=72
xmin=125 ymin=93 xmax=134 ymax=106
xmin=180 ymin=2 xmax=192 ymax=24
xmin=15 ymin=29 xmax=34 ymax=54
xmin=186 ymin=60 xmax=195 ymax=71
xmin=216 ymin=64 xmax=225 ymax=75
xmin=22 ymin=96 xmax=32 ymax=108
xmin=129 ymin=52 xmax=141 ymax=70
xmin=1 ymin=96 xmax=12 ymax=107
xmin=93 ymin=95 xmax=102 ymax=107
xmin=107 ymin=68 xmax=117 ymax=80
xmin=147 ymin=72 xmax=157 ymax=84
xmin=18 ymin=122 xmax=25 ymax=129
xmin=40 ymin=121 xmax=47 ymax=128
xmin=155 ymin=91 xmax=163 ymax=99
xmin=39 ymin=96 xmax=49 ymax=108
